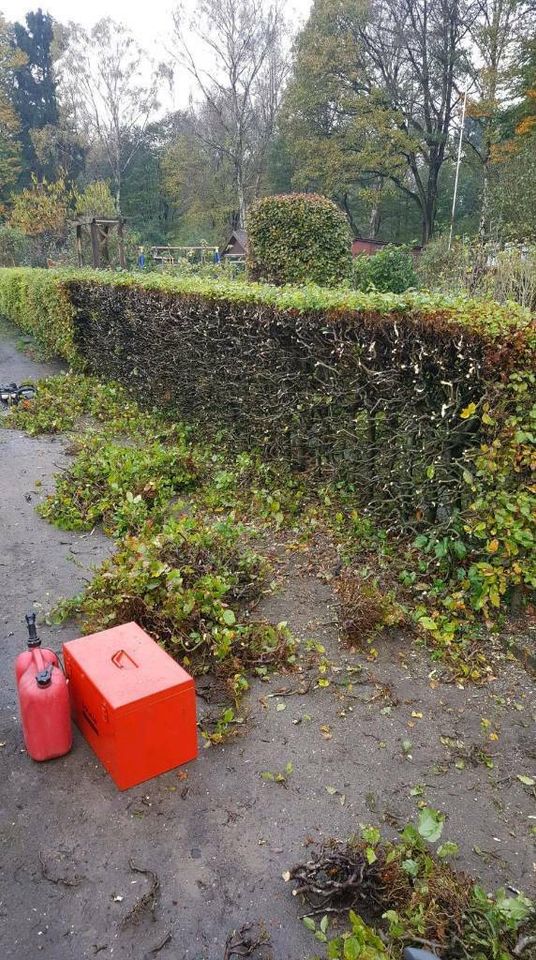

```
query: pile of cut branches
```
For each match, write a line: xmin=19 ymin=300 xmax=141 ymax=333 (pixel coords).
xmin=287 ymin=812 xmax=535 ymax=960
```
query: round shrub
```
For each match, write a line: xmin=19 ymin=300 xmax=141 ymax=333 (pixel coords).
xmin=351 ymin=245 xmax=418 ymax=293
xmin=247 ymin=193 xmax=352 ymax=287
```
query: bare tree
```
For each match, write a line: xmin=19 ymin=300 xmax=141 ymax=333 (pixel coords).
xmin=171 ymin=0 xmax=288 ymax=227
xmin=354 ymin=0 xmax=479 ymax=243
xmin=58 ymin=19 xmax=168 ymax=212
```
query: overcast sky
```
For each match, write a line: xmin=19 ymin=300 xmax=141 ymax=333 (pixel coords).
xmin=1 ymin=0 xmax=313 ymax=107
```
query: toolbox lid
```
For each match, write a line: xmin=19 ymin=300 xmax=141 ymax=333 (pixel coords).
xmin=63 ymin=622 xmax=194 ymax=710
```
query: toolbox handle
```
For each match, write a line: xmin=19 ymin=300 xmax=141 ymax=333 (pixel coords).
xmin=111 ymin=649 xmax=138 ymax=670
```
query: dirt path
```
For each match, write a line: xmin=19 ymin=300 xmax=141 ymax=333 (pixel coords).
xmin=0 ymin=329 xmax=534 ymax=960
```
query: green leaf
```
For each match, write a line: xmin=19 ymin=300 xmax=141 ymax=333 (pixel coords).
xmin=517 ymin=775 xmax=535 ymax=786
xmin=402 ymin=858 xmax=419 ymax=877
xmin=222 ymin=608 xmax=236 ymax=626
xmin=417 ymin=806 xmax=445 ymax=842
xmin=343 ymin=938 xmax=360 ymax=960
xmin=302 ymin=916 xmax=316 ymax=931
xmin=418 ymin=616 xmax=438 ymax=632
xmin=437 ymin=841 xmax=459 ymax=859
xmin=361 ymin=825 xmax=381 ymax=846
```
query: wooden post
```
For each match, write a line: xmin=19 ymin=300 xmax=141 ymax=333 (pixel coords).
xmin=76 ymin=225 xmax=83 ymax=268
xmin=90 ymin=219 xmax=100 ymax=268
xmin=117 ymin=218 xmax=127 ymax=270
xmin=101 ymin=224 xmax=110 ymax=265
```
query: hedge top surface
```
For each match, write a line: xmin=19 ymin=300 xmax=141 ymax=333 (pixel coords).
xmin=1 ymin=266 xmax=534 ymax=344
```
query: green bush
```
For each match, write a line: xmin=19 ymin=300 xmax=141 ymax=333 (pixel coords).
xmin=247 ymin=193 xmax=352 ymax=286
xmin=39 ymin=434 xmax=198 ymax=535
xmin=351 ymin=245 xmax=418 ymax=293
xmin=0 ymin=267 xmax=76 ymax=359
xmin=416 ymin=236 xmax=536 ymax=309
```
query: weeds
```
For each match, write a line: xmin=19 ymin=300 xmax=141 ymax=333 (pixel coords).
xmin=335 ymin=571 xmax=406 ymax=646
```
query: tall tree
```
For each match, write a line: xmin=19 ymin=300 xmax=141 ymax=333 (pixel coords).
xmin=171 ymin=0 xmax=288 ymax=227
xmin=284 ymin=0 xmax=477 ymax=243
xmin=0 ymin=14 xmax=24 ymax=208
xmin=58 ymin=18 xmax=166 ymax=212
xmin=11 ymin=9 xmax=59 ymax=182
xmin=487 ymin=34 xmax=536 ymax=238
xmin=466 ymin=0 xmax=534 ymax=234
xmin=161 ymin=110 xmax=238 ymax=242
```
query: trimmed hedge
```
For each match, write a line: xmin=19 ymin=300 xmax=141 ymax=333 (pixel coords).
xmin=247 ymin=193 xmax=352 ymax=286
xmin=0 ymin=267 xmax=76 ymax=361
xmin=0 ymin=267 xmax=534 ymax=624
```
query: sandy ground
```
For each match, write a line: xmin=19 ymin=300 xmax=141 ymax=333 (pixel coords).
xmin=0 ymin=327 xmax=534 ymax=960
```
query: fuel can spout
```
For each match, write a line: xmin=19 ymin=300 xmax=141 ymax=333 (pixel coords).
xmin=25 ymin=612 xmax=41 ymax=648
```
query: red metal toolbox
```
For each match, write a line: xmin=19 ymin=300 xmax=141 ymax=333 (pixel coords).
xmin=63 ymin=622 xmax=197 ymax=790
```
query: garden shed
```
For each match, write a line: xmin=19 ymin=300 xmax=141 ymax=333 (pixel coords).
xmin=221 ymin=228 xmax=249 ymax=261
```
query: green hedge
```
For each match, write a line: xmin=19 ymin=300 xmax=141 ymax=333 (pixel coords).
xmin=0 ymin=267 xmax=76 ymax=361
xmin=0 ymin=267 xmax=534 ymax=628
xmin=247 ymin=193 xmax=353 ymax=286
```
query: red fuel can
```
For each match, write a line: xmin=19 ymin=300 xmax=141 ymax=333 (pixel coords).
xmin=63 ymin=622 xmax=197 ymax=790
xmin=15 ymin=615 xmax=72 ymax=761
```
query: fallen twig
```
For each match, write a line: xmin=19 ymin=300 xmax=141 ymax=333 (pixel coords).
xmin=266 ymin=682 xmax=311 ymax=698
xmin=223 ymin=921 xmax=271 ymax=959
xmin=39 ymin=851 xmax=83 ymax=887
xmin=148 ymin=929 xmax=172 ymax=955
xmin=121 ymin=860 xmax=160 ymax=928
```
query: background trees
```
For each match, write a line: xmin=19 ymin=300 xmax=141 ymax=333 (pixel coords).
xmin=57 ymin=18 xmax=167 ymax=213
xmin=11 ymin=10 xmax=59 ymax=184
xmin=171 ymin=0 xmax=288 ymax=227
xmin=282 ymin=0 xmax=479 ymax=244
xmin=0 ymin=1 xmax=534 ymax=253
xmin=0 ymin=14 xmax=25 ymax=209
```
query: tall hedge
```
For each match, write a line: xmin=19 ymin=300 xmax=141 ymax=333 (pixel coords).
xmin=247 ymin=193 xmax=352 ymax=286
xmin=0 ymin=267 xmax=76 ymax=361
xmin=0 ymin=267 xmax=534 ymax=623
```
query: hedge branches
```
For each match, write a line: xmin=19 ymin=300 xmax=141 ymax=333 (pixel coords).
xmin=0 ymin=267 xmax=534 ymax=661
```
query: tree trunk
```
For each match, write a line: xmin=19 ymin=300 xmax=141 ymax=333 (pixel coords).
xmin=421 ymin=179 xmax=438 ymax=245
xmin=236 ymin=164 xmax=246 ymax=229
xmin=369 ymin=205 xmax=381 ymax=238
xmin=115 ymin=179 xmax=122 ymax=216
xmin=478 ymin=152 xmax=491 ymax=240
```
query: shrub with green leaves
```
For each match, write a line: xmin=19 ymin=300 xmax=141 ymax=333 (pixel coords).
xmin=0 ymin=225 xmax=31 ymax=267
xmin=351 ymin=245 xmax=418 ymax=293
xmin=247 ymin=193 xmax=352 ymax=286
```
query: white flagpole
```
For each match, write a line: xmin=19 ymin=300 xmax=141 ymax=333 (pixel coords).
xmin=449 ymin=84 xmax=468 ymax=250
